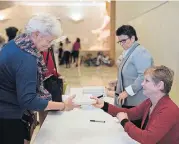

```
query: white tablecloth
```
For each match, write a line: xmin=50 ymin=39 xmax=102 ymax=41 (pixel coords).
xmin=33 ymin=88 xmax=139 ymax=144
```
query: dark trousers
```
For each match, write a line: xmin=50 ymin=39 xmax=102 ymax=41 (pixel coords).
xmin=63 ymin=51 xmax=71 ymax=68
xmin=122 ymin=105 xmax=142 ymax=128
xmin=0 ymin=119 xmax=24 ymax=144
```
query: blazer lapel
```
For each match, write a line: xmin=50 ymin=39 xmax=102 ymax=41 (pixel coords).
xmin=141 ymin=103 xmax=151 ymax=129
xmin=141 ymin=96 xmax=169 ymax=129
xmin=118 ymin=42 xmax=140 ymax=91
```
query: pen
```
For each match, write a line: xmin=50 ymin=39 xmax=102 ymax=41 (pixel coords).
xmin=97 ymin=95 xmax=103 ymax=98
xmin=90 ymin=120 xmax=105 ymax=123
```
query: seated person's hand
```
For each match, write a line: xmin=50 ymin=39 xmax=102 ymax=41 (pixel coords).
xmin=90 ymin=96 xmax=104 ymax=108
xmin=116 ymin=112 xmax=129 ymax=123
xmin=64 ymin=95 xmax=80 ymax=111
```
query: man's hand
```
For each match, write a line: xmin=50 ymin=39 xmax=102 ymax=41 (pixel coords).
xmin=118 ymin=91 xmax=128 ymax=105
xmin=116 ymin=112 xmax=129 ymax=123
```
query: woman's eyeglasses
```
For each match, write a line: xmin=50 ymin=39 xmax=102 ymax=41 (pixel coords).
xmin=117 ymin=38 xmax=130 ymax=44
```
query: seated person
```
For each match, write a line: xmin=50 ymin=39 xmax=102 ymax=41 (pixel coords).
xmin=96 ymin=52 xmax=103 ymax=66
xmin=91 ymin=65 xmax=179 ymax=144
xmin=84 ymin=53 xmax=93 ymax=66
xmin=101 ymin=53 xmax=110 ymax=65
xmin=96 ymin=52 xmax=114 ymax=67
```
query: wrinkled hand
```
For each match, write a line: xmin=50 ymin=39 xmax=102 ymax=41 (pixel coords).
xmin=90 ymin=96 xmax=104 ymax=108
xmin=118 ymin=91 xmax=128 ymax=105
xmin=116 ymin=112 xmax=129 ymax=123
xmin=64 ymin=95 xmax=80 ymax=111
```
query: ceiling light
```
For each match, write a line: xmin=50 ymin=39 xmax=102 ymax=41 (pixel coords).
xmin=69 ymin=13 xmax=84 ymax=22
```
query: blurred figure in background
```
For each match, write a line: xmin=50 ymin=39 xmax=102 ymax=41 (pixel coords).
xmin=72 ymin=38 xmax=81 ymax=67
xmin=5 ymin=26 xmax=19 ymax=41
xmin=58 ymin=42 xmax=63 ymax=65
xmin=63 ymin=37 xmax=72 ymax=68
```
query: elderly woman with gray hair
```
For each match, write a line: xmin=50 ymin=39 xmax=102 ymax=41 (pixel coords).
xmin=0 ymin=14 xmax=78 ymax=144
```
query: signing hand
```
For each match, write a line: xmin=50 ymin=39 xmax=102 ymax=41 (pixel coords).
xmin=116 ymin=112 xmax=129 ymax=123
xmin=90 ymin=96 xmax=104 ymax=108
xmin=118 ymin=91 xmax=128 ymax=105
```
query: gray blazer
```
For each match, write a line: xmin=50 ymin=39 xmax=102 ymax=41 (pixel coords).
xmin=115 ymin=42 xmax=153 ymax=107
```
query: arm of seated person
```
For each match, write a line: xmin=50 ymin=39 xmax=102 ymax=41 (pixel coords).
xmin=102 ymin=99 xmax=149 ymax=121
xmin=123 ymin=106 xmax=178 ymax=144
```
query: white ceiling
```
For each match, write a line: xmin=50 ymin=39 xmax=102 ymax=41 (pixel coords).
xmin=0 ymin=3 xmax=105 ymax=49
xmin=0 ymin=1 xmax=105 ymax=10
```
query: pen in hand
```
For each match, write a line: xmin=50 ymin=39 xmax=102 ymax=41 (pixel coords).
xmin=97 ymin=95 xmax=103 ymax=98
xmin=90 ymin=120 xmax=105 ymax=123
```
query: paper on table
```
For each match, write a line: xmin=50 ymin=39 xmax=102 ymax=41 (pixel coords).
xmin=82 ymin=86 xmax=106 ymax=97
xmin=73 ymin=94 xmax=96 ymax=105
xmin=62 ymin=94 xmax=96 ymax=105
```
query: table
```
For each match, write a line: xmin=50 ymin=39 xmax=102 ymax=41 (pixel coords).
xmin=33 ymin=88 xmax=139 ymax=144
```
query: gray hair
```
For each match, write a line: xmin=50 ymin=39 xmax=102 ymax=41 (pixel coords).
xmin=25 ymin=14 xmax=62 ymax=37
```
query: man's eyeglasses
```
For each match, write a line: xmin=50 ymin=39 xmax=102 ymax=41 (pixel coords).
xmin=117 ymin=38 xmax=130 ymax=44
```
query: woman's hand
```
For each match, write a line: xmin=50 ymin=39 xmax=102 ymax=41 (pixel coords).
xmin=90 ymin=96 xmax=104 ymax=108
xmin=116 ymin=112 xmax=129 ymax=123
xmin=64 ymin=95 xmax=80 ymax=111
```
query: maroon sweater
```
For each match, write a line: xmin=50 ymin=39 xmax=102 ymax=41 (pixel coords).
xmin=105 ymin=96 xmax=179 ymax=144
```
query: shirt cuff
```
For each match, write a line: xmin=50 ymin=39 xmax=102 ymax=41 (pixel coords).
xmin=101 ymin=102 xmax=109 ymax=112
xmin=125 ymin=85 xmax=135 ymax=96
xmin=121 ymin=119 xmax=129 ymax=127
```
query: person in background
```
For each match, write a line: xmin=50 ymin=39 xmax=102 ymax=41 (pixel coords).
xmin=72 ymin=38 xmax=81 ymax=67
xmin=5 ymin=26 xmax=19 ymax=41
xmin=95 ymin=52 xmax=103 ymax=66
xmin=0 ymin=14 xmax=78 ymax=144
xmin=63 ymin=37 xmax=72 ymax=68
xmin=92 ymin=65 xmax=179 ymax=144
xmin=58 ymin=42 xmax=63 ymax=65
xmin=114 ymin=25 xmax=153 ymax=128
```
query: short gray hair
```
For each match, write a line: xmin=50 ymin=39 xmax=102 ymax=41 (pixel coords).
xmin=25 ymin=14 xmax=62 ymax=37
xmin=144 ymin=65 xmax=174 ymax=94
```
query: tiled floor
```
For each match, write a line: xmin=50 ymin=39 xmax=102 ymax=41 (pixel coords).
xmin=30 ymin=64 xmax=117 ymax=143
xmin=58 ymin=64 xmax=117 ymax=87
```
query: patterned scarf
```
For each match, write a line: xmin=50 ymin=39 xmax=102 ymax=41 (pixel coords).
xmin=15 ymin=33 xmax=52 ymax=100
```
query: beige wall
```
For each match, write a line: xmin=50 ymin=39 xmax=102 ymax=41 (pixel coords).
xmin=115 ymin=1 xmax=179 ymax=105
xmin=0 ymin=4 xmax=105 ymax=49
